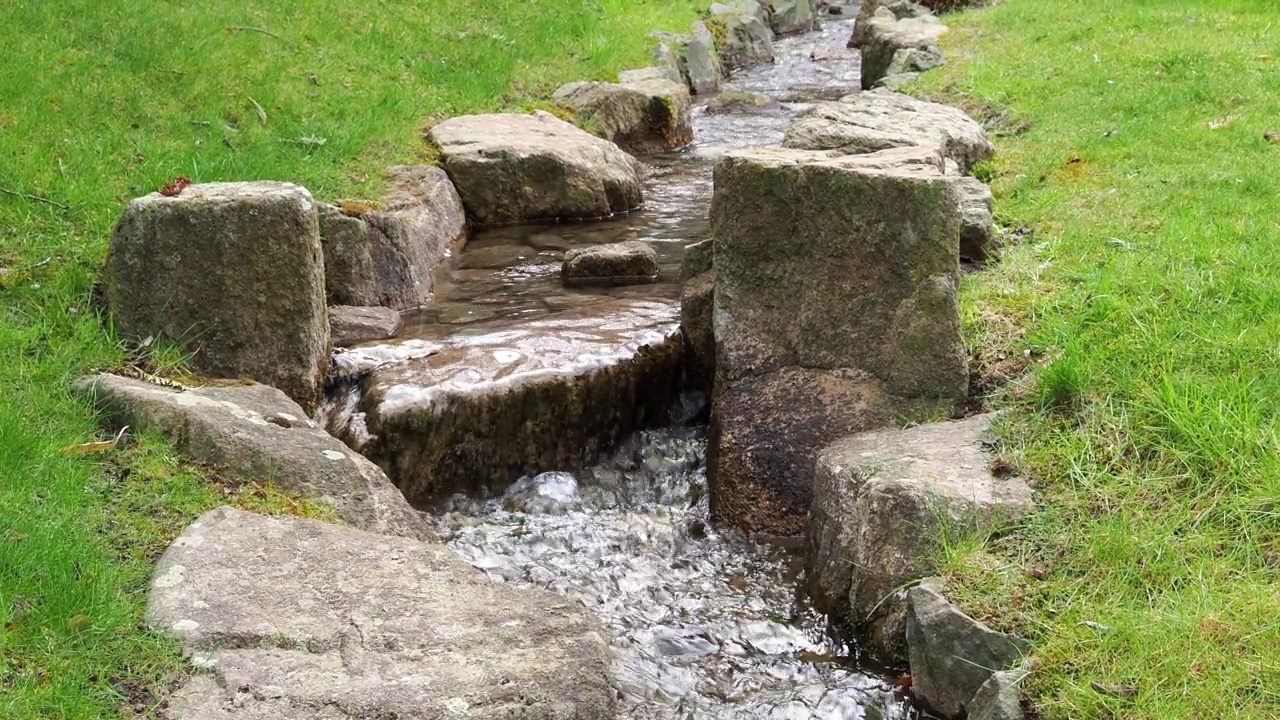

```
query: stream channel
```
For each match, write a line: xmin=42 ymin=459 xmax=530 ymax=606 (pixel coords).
xmin=326 ymin=15 xmax=926 ymax=720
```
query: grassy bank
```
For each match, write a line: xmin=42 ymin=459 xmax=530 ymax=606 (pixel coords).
xmin=0 ymin=0 xmax=699 ymax=716
xmin=920 ymin=1 xmax=1280 ymax=718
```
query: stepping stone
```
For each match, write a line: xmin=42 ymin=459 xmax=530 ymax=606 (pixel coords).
xmin=561 ymin=240 xmax=660 ymax=287
xmin=429 ymin=112 xmax=645 ymax=225
xmin=150 ymin=507 xmax=614 ymax=719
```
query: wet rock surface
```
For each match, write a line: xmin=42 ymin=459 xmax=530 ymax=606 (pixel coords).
xmin=75 ymin=374 xmax=430 ymax=540
xmin=783 ymin=89 xmax=993 ymax=173
xmin=808 ymin=414 xmax=1033 ymax=661
xmin=318 ymin=165 xmax=466 ymax=311
xmin=429 ymin=111 xmax=645 ymax=224
xmin=351 ymin=298 xmax=684 ymax=506
xmin=562 ymin=240 xmax=661 ymax=287
xmin=328 ymin=305 xmax=401 ymax=347
xmin=437 ymin=427 xmax=921 ymax=719
xmin=708 ymin=145 xmax=968 ymax=536
xmin=104 ymin=181 xmax=329 ymax=411
xmin=151 ymin=507 xmax=614 ymax=719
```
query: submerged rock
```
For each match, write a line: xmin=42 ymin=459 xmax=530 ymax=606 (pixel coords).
xmin=705 ymin=90 xmax=780 ymax=115
xmin=74 ymin=373 xmax=430 ymax=540
xmin=319 ymin=165 xmax=466 ymax=311
xmin=860 ymin=8 xmax=948 ymax=90
xmin=807 ymin=414 xmax=1034 ymax=659
xmin=429 ymin=111 xmax=645 ymax=225
xmin=907 ymin=579 xmax=1029 ymax=719
xmin=708 ymin=146 xmax=967 ymax=537
xmin=103 ymin=181 xmax=329 ymax=411
xmin=150 ymin=507 xmax=614 ymax=719
xmin=562 ymin=240 xmax=661 ymax=287
xmin=783 ymin=89 xmax=993 ymax=174
xmin=553 ymin=73 xmax=693 ymax=154
xmin=355 ymin=299 xmax=684 ymax=506
xmin=329 ymin=305 xmax=402 ymax=347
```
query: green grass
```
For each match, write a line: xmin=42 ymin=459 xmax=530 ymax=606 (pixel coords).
xmin=0 ymin=0 xmax=700 ymax=716
xmin=918 ymin=1 xmax=1280 ymax=717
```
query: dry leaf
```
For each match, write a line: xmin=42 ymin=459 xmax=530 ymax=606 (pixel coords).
xmin=61 ymin=426 xmax=129 ymax=456
xmin=1209 ymin=114 xmax=1240 ymax=130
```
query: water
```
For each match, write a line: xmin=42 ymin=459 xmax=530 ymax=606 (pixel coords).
xmin=391 ymin=16 xmax=865 ymax=340
xmin=438 ymin=425 xmax=918 ymax=719
xmin=325 ymin=16 xmax=926 ymax=718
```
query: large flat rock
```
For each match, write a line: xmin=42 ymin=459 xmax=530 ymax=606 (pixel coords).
xmin=104 ymin=181 xmax=329 ymax=411
xmin=151 ymin=507 xmax=614 ymax=719
xmin=319 ymin=165 xmax=467 ymax=311
xmin=429 ymin=111 xmax=645 ymax=225
xmin=782 ymin=90 xmax=993 ymax=173
xmin=352 ymin=298 xmax=684 ymax=505
xmin=708 ymin=145 xmax=967 ymax=537
xmin=807 ymin=414 xmax=1034 ymax=659
xmin=74 ymin=374 xmax=430 ymax=540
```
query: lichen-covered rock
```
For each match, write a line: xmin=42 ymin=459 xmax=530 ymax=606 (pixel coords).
xmin=429 ymin=112 xmax=645 ymax=225
xmin=849 ymin=0 xmax=931 ymax=48
xmin=806 ymin=414 xmax=1034 ymax=659
xmin=319 ymin=165 xmax=466 ymax=311
xmin=706 ymin=90 xmax=779 ymax=115
xmin=771 ymin=0 xmax=817 ymax=35
xmin=73 ymin=373 xmax=430 ymax=540
xmin=708 ymin=146 xmax=967 ymax=536
xmin=685 ymin=21 xmax=725 ymax=93
xmin=907 ymin=579 xmax=1029 ymax=720
xmin=708 ymin=2 xmax=776 ymax=70
xmin=150 ymin=507 xmax=614 ymax=719
xmin=553 ymin=74 xmax=693 ymax=154
xmin=860 ymin=8 xmax=948 ymax=90
xmin=954 ymin=176 xmax=995 ymax=260
xmin=783 ymin=90 xmax=993 ymax=173
xmin=329 ymin=305 xmax=402 ymax=347
xmin=561 ymin=240 xmax=660 ymax=287
xmin=103 ymin=181 xmax=328 ymax=411
xmin=355 ymin=299 xmax=683 ymax=505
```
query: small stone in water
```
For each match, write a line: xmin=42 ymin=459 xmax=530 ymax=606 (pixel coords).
xmin=727 ymin=574 xmax=748 ymax=592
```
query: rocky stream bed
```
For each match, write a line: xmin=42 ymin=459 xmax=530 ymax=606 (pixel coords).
xmin=365 ymin=17 xmax=923 ymax=720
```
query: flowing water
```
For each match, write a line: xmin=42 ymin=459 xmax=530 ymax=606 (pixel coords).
xmin=325 ymin=15 xmax=926 ymax=719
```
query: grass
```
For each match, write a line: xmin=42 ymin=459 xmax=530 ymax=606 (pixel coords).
xmin=917 ymin=1 xmax=1280 ymax=717
xmin=0 ymin=0 xmax=701 ymax=716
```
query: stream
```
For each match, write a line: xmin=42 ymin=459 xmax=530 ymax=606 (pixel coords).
xmin=326 ymin=14 xmax=925 ymax=719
